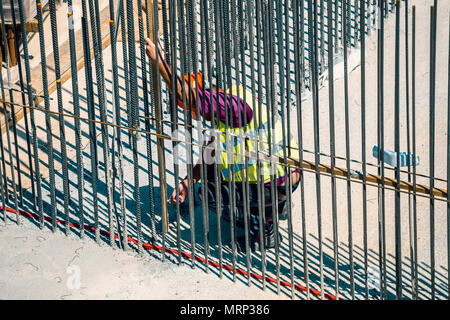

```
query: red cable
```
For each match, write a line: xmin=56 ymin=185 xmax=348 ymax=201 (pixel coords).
xmin=1 ymin=205 xmax=344 ymax=300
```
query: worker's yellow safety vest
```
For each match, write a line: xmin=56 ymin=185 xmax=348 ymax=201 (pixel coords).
xmin=217 ymin=86 xmax=299 ymax=183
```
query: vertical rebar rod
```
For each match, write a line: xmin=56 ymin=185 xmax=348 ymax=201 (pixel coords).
xmin=404 ymin=0 xmax=415 ymax=300
xmin=411 ymin=4 xmax=418 ymax=300
xmin=293 ymin=0 xmax=310 ymax=300
xmin=176 ymin=0 xmax=196 ymax=268
xmin=447 ymin=8 xmax=450 ymax=301
xmin=0 ymin=122 xmax=8 ymax=209
xmin=186 ymin=0 xmax=198 ymax=269
xmin=283 ymin=0 xmax=296 ymax=299
xmin=138 ymin=0 xmax=158 ymax=246
xmin=192 ymin=0 xmax=211 ymax=273
xmin=0 ymin=0 xmax=9 ymax=207
xmin=0 ymin=0 xmax=20 ymax=224
xmin=394 ymin=0 xmax=402 ymax=299
xmin=263 ymin=0 xmax=282 ymax=295
xmin=114 ymin=0 xmax=123 ymax=42
xmin=319 ymin=0 xmax=325 ymax=72
xmin=168 ymin=0 xmax=182 ymax=265
xmin=219 ymin=0 xmax=237 ymax=279
xmin=343 ymin=0 xmax=355 ymax=299
xmin=153 ymin=0 xmax=170 ymax=259
xmin=120 ymin=0 xmax=132 ymax=150
xmin=16 ymin=0 xmax=44 ymax=229
xmin=5 ymin=1 xmax=24 ymax=212
xmin=175 ymin=0 xmax=190 ymax=264
xmin=0 ymin=74 xmax=5 ymax=220
xmin=271 ymin=2 xmax=288 ymax=292
xmin=205 ymin=0 xmax=224 ymax=277
xmin=360 ymin=0 xmax=369 ymax=300
xmin=334 ymin=0 xmax=339 ymax=53
xmin=309 ymin=0 xmax=324 ymax=299
xmin=354 ymin=0 xmax=359 ymax=45
xmin=49 ymin=0 xmax=72 ymax=235
xmin=209 ymin=0 xmax=223 ymax=277
xmin=118 ymin=0 xmax=130 ymax=251
xmin=327 ymin=0 xmax=340 ymax=300
xmin=0 ymin=76 xmax=8 ymax=205
xmin=429 ymin=4 xmax=437 ymax=300
xmin=275 ymin=0 xmax=288 ymax=293
xmin=80 ymin=1 xmax=100 ymax=243
xmin=8 ymin=0 xmax=35 ymax=211
xmin=0 ymin=148 xmax=5 ymax=223
xmin=161 ymin=0 xmax=173 ymax=255
xmin=108 ymin=0 xmax=126 ymax=249
xmin=67 ymin=0 xmax=86 ymax=238
xmin=254 ymin=0 xmax=267 ymax=289
xmin=377 ymin=0 xmax=388 ymax=299
xmin=35 ymin=0 xmax=57 ymax=232
xmin=150 ymin=0 xmax=171 ymax=257
xmin=88 ymin=0 xmax=115 ymax=247
xmin=228 ymin=0 xmax=237 ymax=281
xmin=160 ymin=0 xmax=170 ymax=62
xmin=125 ymin=0 xmax=143 ymax=253
xmin=234 ymin=0 xmax=252 ymax=284
xmin=242 ymin=0 xmax=255 ymax=286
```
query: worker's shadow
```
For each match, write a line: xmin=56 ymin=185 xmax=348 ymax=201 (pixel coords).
xmin=134 ymin=184 xmax=235 ymax=255
xmin=131 ymin=184 xmax=291 ymax=292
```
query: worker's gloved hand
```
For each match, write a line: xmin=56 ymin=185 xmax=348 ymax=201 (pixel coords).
xmin=169 ymin=180 xmax=189 ymax=204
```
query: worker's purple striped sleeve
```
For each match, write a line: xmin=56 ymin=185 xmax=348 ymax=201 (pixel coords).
xmin=197 ymin=89 xmax=253 ymax=127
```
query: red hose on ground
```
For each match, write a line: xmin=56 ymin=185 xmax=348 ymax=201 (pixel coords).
xmin=1 ymin=205 xmax=344 ymax=300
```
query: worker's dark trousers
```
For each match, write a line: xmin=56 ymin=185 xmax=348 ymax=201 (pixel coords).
xmin=198 ymin=170 xmax=300 ymax=239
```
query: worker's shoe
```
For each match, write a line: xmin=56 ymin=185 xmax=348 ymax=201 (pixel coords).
xmin=236 ymin=219 xmax=283 ymax=252
xmin=261 ymin=219 xmax=283 ymax=249
xmin=278 ymin=202 xmax=289 ymax=221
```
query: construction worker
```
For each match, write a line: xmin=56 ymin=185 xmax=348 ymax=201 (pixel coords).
xmin=145 ymin=38 xmax=301 ymax=251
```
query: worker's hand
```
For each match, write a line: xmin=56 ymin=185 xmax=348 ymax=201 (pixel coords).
xmin=145 ymin=38 xmax=165 ymax=62
xmin=169 ymin=180 xmax=189 ymax=204
xmin=145 ymin=38 xmax=157 ymax=62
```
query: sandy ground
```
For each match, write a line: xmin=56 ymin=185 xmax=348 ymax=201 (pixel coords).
xmin=0 ymin=219 xmax=284 ymax=300
xmin=0 ymin=0 xmax=449 ymax=300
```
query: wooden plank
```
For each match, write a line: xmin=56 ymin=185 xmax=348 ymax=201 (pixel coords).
xmin=147 ymin=0 xmax=169 ymax=234
xmin=1 ymin=4 xmax=113 ymax=135
xmin=116 ymin=0 xmax=164 ymax=43
xmin=25 ymin=20 xmax=39 ymax=33
xmin=6 ymin=27 xmax=17 ymax=67
xmin=276 ymin=154 xmax=448 ymax=200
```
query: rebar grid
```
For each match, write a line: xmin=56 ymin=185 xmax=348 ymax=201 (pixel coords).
xmin=0 ymin=0 xmax=449 ymax=300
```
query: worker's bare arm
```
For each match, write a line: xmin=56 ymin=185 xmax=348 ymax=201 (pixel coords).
xmin=145 ymin=38 xmax=196 ymax=110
